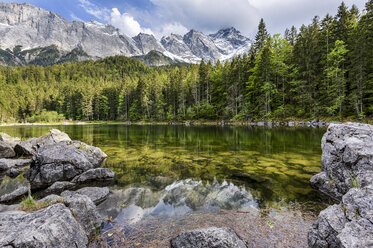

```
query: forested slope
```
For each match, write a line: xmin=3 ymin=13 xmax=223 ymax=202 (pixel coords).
xmin=0 ymin=1 xmax=372 ymax=122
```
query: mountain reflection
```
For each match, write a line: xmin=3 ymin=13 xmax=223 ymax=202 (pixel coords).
xmin=98 ymin=178 xmax=258 ymax=224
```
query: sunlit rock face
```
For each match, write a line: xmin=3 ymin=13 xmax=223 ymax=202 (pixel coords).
xmin=310 ymin=122 xmax=373 ymax=201
xmin=309 ymin=123 xmax=373 ymax=248
xmin=97 ymin=178 xmax=258 ymax=225
xmin=0 ymin=3 xmax=251 ymax=65
xmin=0 ymin=3 xmax=140 ymax=58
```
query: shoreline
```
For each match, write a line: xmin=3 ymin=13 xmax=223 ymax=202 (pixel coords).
xmin=1 ymin=118 xmax=372 ymax=127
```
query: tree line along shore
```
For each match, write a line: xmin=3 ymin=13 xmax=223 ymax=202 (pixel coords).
xmin=0 ymin=2 xmax=372 ymax=123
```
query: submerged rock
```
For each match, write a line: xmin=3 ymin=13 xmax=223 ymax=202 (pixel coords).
xmin=231 ymin=172 xmax=269 ymax=183
xmin=149 ymin=176 xmax=175 ymax=189
xmin=14 ymin=129 xmax=71 ymax=156
xmin=170 ymin=227 xmax=248 ymax=248
xmin=0 ymin=140 xmax=16 ymax=158
xmin=0 ymin=203 xmax=88 ymax=248
xmin=310 ymin=122 xmax=373 ymax=200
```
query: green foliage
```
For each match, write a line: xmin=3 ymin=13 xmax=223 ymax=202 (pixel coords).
xmin=134 ymin=50 xmax=174 ymax=66
xmin=19 ymin=192 xmax=64 ymax=212
xmin=0 ymin=2 xmax=373 ymax=122
xmin=27 ymin=110 xmax=65 ymax=123
xmin=266 ymin=221 xmax=274 ymax=229
xmin=348 ymin=171 xmax=360 ymax=188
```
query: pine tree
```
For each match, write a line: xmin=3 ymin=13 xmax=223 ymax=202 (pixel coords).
xmin=254 ymin=18 xmax=269 ymax=55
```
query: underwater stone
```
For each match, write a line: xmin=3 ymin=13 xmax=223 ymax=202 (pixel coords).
xmin=170 ymin=227 xmax=249 ymax=248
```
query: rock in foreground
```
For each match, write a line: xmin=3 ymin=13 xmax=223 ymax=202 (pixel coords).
xmin=0 ymin=204 xmax=88 ymax=248
xmin=61 ymin=187 xmax=110 ymax=205
xmin=71 ymin=168 xmax=115 ymax=184
xmin=63 ymin=193 xmax=103 ymax=238
xmin=0 ymin=140 xmax=16 ymax=158
xmin=25 ymin=142 xmax=108 ymax=189
xmin=14 ymin=129 xmax=71 ymax=156
xmin=0 ymin=158 xmax=32 ymax=171
xmin=309 ymin=122 xmax=373 ymax=248
xmin=0 ymin=188 xmax=105 ymax=248
xmin=310 ymin=122 xmax=373 ymax=200
xmin=170 ymin=227 xmax=249 ymax=248
xmin=308 ymin=185 xmax=373 ymax=248
xmin=0 ymin=185 xmax=29 ymax=204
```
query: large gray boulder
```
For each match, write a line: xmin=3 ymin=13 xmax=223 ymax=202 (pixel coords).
xmin=309 ymin=122 xmax=373 ymax=248
xmin=0 ymin=132 xmax=21 ymax=148
xmin=0 ymin=140 xmax=16 ymax=158
xmin=310 ymin=123 xmax=373 ymax=201
xmin=0 ymin=203 xmax=89 ymax=248
xmin=170 ymin=227 xmax=248 ymax=248
xmin=308 ymin=185 xmax=373 ymax=248
xmin=25 ymin=141 xmax=106 ymax=189
xmin=14 ymin=129 xmax=71 ymax=156
xmin=68 ymin=140 xmax=108 ymax=167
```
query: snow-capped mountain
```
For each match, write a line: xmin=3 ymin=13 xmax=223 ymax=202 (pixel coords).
xmin=0 ymin=2 xmax=251 ymax=66
xmin=209 ymin=27 xmax=251 ymax=61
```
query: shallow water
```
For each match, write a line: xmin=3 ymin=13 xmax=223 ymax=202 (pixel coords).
xmin=0 ymin=124 xmax=329 ymax=247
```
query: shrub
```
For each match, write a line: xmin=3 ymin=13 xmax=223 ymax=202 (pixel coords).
xmin=27 ymin=109 xmax=65 ymax=123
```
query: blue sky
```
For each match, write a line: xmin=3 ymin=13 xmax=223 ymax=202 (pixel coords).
xmin=3 ymin=0 xmax=367 ymax=38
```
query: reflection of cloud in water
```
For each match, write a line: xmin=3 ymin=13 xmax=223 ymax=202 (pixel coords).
xmin=98 ymin=178 xmax=258 ymax=225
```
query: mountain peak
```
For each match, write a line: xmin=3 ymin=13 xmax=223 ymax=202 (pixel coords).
xmin=210 ymin=27 xmax=244 ymax=39
xmin=0 ymin=2 xmax=251 ymax=65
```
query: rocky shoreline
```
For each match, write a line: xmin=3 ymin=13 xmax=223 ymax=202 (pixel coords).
xmin=308 ymin=123 xmax=373 ymax=247
xmin=0 ymin=129 xmax=115 ymax=247
xmin=0 ymin=119 xmax=335 ymax=128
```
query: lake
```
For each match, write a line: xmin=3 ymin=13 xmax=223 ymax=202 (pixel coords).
xmin=0 ymin=124 xmax=329 ymax=247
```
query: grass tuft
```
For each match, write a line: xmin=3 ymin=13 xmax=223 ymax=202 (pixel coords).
xmin=19 ymin=192 xmax=64 ymax=212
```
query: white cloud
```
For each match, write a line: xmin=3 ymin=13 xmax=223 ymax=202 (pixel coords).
xmin=248 ymin=0 xmax=366 ymax=34
xmin=158 ymin=23 xmax=188 ymax=38
xmin=78 ymin=0 xmax=153 ymax=37
xmin=77 ymin=0 xmax=367 ymax=39
xmin=78 ymin=0 xmax=110 ymax=22
xmin=149 ymin=0 xmax=259 ymax=36
xmin=110 ymin=8 xmax=153 ymax=37
xmin=70 ymin=13 xmax=83 ymax=22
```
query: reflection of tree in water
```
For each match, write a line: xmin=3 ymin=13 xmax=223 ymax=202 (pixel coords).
xmin=0 ymin=125 xmax=325 ymax=205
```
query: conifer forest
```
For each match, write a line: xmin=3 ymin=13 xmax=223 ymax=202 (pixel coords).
xmin=0 ymin=1 xmax=372 ymax=123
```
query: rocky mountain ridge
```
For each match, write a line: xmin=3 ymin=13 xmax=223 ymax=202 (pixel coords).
xmin=0 ymin=2 xmax=251 ymax=66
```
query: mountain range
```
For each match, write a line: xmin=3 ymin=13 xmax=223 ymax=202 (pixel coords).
xmin=0 ymin=2 xmax=251 ymax=66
